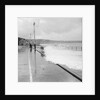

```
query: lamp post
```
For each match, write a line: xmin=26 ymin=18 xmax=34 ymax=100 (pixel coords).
xmin=33 ymin=22 xmax=36 ymax=77
xmin=28 ymin=33 xmax=33 ymax=82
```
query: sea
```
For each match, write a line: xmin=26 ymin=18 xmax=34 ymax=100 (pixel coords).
xmin=41 ymin=42 xmax=82 ymax=70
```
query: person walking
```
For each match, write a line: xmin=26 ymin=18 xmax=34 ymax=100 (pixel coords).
xmin=34 ymin=43 xmax=36 ymax=51
xmin=30 ymin=43 xmax=32 ymax=52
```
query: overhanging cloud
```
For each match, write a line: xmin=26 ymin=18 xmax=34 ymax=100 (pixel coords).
xmin=18 ymin=17 xmax=82 ymax=41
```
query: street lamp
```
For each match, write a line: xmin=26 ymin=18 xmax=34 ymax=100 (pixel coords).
xmin=33 ymin=22 xmax=36 ymax=77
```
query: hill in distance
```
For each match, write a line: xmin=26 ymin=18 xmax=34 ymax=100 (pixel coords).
xmin=18 ymin=37 xmax=82 ymax=46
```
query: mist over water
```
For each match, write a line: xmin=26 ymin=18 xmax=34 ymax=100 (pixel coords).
xmin=44 ymin=45 xmax=82 ymax=70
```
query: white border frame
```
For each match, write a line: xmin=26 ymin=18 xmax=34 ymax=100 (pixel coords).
xmin=5 ymin=5 xmax=95 ymax=95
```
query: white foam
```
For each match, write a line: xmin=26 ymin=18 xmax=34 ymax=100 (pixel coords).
xmin=44 ymin=45 xmax=82 ymax=70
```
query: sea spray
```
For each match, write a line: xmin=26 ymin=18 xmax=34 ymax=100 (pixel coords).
xmin=44 ymin=45 xmax=82 ymax=70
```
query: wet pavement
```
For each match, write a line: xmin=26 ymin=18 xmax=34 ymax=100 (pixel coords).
xmin=18 ymin=47 xmax=81 ymax=82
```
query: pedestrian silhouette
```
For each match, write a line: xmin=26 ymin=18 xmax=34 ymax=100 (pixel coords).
xmin=30 ymin=43 xmax=32 ymax=52
xmin=33 ymin=44 xmax=36 ymax=51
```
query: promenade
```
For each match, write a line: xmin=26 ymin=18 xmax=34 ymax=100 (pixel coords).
xmin=18 ymin=46 xmax=81 ymax=82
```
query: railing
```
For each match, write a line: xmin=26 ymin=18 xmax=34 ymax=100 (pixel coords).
xmin=55 ymin=46 xmax=82 ymax=51
xmin=67 ymin=46 xmax=82 ymax=51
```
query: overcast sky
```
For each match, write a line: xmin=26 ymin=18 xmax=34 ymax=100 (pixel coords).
xmin=18 ymin=17 xmax=82 ymax=41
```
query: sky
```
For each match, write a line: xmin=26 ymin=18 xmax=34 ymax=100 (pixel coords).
xmin=18 ymin=17 xmax=82 ymax=41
